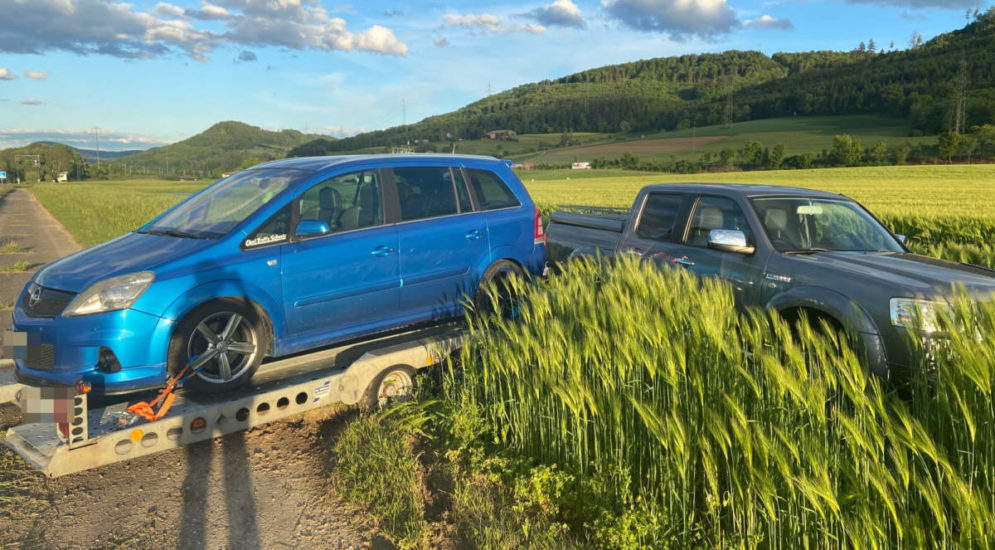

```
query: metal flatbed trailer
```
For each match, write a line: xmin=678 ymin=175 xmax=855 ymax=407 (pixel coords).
xmin=2 ymin=325 xmax=462 ymax=477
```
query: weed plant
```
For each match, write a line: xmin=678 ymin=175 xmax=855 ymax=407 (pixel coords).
xmin=447 ymin=256 xmax=995 ymax=548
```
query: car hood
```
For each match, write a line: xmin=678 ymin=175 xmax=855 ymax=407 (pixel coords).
xmin=790 ymin=251 xmax=995 ymax=297
xmin=33 ymin=232 xmax=213 ymax=292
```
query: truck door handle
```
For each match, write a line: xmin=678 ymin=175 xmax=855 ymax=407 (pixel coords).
xmin=371 ymin=245 xmax=395 ymax=257
xmin=675 ymin=256 xmax=695 ymax=267
xmin=465 ymin=229 xmax=484 ymax=241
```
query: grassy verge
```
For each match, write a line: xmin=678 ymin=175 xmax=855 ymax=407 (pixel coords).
xmin=30 ymin=180 xmax=205 ymax=247
xmin=422 ymin=257 xmax=995 ymax=548
xmin=0 ymin=241 xmax=26 ymax=254
xmin=0 ymin=261 xmax=30 ymax=272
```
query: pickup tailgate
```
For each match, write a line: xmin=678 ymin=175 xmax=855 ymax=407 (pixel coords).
xmin=546 ymin=206 xmax=629 ymax=263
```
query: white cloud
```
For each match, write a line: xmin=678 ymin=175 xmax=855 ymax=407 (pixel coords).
xmin=0 ymin=67 xmax=17 ymax=80
xmin=601 ymin=0 xmax=738 ymax=38
xmin=742 ymin=14 xmax=793 ymax=30
xmin=24 ymin=70 xmax=50 ymax=80
xmin=444 ymin=12 xmax=547 ymax=34
xmin=845 ymin=0 xmax=980 ymax=8
xmin=0 ymin=128 xmax=172 ymax=150
xmin=21 ymin=99 xmax=43 ymax=105
xmin=0 ymin=0 xmax=408 ymax=60
xmin=529 ymin=0 xmax=585 ymax=28
xmin=154 ymin=2 xmax=185 ymax=17
xmin=187 ymin=2 xmax=232 ymax=19
xmin=434 ymin=36 xmax=450 ymax=47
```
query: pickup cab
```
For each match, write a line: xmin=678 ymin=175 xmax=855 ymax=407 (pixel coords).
xmin=547 ymin=183 xmax=995 ymax=380
xmin=8 ymin=154 xmax=546 ymax=395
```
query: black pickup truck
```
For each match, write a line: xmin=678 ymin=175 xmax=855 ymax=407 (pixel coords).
xmin=547 ymin=183 xmax=995 ymax=379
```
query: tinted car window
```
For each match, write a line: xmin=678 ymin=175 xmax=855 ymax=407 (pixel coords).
xmin=394 ymin=167 xmax=459 ymax=221
xmin=751 ymin=197 xmax=902 ymax=252
xmin=686 ymin=196 xmax=753 ymax=248
xmin=636 ymin=193 xmax=683 ymax=241
xmin=296 ymin=170 xmax=383 ymax=236
xmin=465 ymin=169 xmax=520 ymax=210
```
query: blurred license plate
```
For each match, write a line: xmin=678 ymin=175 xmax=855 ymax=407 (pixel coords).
xmin=19 ymin=386 xmax=78 ymax=424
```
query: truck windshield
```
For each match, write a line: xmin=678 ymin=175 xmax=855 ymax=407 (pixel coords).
xmin=751 ymin=197 xmax=903 ymax=253
xmin=142 ymin=168 xmax=308 ymax=238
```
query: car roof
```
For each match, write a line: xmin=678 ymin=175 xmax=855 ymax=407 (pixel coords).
xmin=254 ymin=153 xmax=507 ymax=172
xmin=641 ymin=182 xmax=847 ymax=200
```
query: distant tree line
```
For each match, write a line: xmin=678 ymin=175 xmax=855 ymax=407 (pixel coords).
xmin=553 ymin=125 xmax=995 ymax=174
xmin=291 ymin=9 xmax=995 ymax=157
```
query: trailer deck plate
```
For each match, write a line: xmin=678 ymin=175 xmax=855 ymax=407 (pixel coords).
xmin=3 ymin=326 xmax=461 ymax=477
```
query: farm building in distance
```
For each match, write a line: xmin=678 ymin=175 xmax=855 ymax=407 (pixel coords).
xmin=56 ymin=171 xmax=68 ymax=182
xmin=512 ymin=162 xmax=534 ymax=170
xmin=485 ymin=129 xmax=517 ymax=140
xmin=571 ymin=162 xmax=592 ymax=170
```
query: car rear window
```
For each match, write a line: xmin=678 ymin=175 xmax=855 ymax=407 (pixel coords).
xmin=636 ymin=193 xmax=683 ymax=241
xmin=465 ymin=169 xmax=520 ymax=211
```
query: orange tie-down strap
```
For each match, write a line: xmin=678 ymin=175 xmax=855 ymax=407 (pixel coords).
xmin=126 ymin=364 xmax=190 ymax=422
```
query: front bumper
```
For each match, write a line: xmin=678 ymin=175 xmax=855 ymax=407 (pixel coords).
xmin=7 ymin=305 xmax=174 ymax=394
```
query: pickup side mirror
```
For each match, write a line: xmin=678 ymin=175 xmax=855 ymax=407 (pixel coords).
xmin=708 ymin=229 xmax=755 ymax=255
xmin=895 ymin=234 xmax=908 ymax=245
xmin=295 ymin=219 xmax=331 ymax=237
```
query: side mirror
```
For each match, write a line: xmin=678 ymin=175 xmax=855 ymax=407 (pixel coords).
xmin=295 ymin=219 xmax=330 ymax=237
xmin=895 ymin=234 xmax=908 ymax=245
xmin=708 ymin=229 xmax=755 ymax=255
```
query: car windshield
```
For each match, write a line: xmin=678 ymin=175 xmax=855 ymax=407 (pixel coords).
xmin=143 ymin=168 xmax=307 ymax=238
xmin=751 ymin=197 xmax=903 ymax=253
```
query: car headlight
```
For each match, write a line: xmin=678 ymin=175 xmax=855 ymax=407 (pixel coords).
xmin=889 ymin=298 xmax=951 ymax=333
xmin=63 ymin=272 xmax=155 ymax=317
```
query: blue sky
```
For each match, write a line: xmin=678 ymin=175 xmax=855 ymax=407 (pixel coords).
xmin=0 ymin=0 xmax=988 ymax=150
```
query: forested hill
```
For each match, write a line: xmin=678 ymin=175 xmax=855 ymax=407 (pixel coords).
xmin=291 ymin=10 xmax=995 ymax=156
xmin=116 ymin=121 xmax=326 ymax=176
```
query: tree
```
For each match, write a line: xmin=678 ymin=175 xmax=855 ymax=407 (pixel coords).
xmin=767 ymin=143 xmax=786 ymax=170
xmin=830 ymin=134 xmax=863 ymax=166
xmin=894 ymin=143 xmax=911 ymax=165
xmin=960 ymin=135 xmax=977 ymax=162
xmin=240 ymin=156 xmax=262 ymax=170
xmin=867 ymin=142 xmax=888 ymax=165
xmin=937 ymin=132 xmax=962 ymax=162
xmin=868 ymin=39 xmax=877 ymax=53
xmin=719 ymin=148 xmax=737 ymax=166
xmin=741 ymin=140 xmax=763 ymax=166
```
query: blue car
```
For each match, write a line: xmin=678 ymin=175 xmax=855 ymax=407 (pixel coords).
xmin=9 ymin=155 xmax=546 ymax=394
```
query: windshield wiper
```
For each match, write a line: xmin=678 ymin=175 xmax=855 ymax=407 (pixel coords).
xmin=782 ymin=247 xmax=831 ymax=255
xmin=138 ymin=228 xmax=210 ymax=239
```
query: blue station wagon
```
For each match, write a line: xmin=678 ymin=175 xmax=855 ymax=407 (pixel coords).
xmin=9 ymin=154 xmax=547 ymax=394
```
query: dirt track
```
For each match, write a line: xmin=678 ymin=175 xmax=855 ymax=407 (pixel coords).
xmin=0 ymin=189 xmax=389 ymax=549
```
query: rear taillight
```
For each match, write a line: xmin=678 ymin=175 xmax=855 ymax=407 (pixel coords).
xmin=534 ymin=207 xmax=546 ymax=245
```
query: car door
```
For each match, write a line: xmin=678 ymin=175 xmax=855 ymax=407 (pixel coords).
xmin=280 ymin=169 xmax=400 ymax=347
xmin=391 ymin=165 xmax=488 ymax=319
xmin=662 ymin=194 xmax=768 ymax=309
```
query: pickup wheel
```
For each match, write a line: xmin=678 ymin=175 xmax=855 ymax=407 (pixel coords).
xmin=168 ymin=300 xmax=269 ymax=394
xmin=474 ymin=260 xmax=525 ymax=318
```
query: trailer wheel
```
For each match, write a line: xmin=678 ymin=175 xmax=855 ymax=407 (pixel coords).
xmin=361 ymin=365 xmax=416 ymax=411
xmin=168 ymin=300 xmax=268 ymax=394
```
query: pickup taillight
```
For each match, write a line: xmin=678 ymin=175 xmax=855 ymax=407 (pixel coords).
xmin=534 ymin=207 xmax=546 ymax=245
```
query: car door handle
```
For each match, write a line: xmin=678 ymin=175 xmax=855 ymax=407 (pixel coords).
xmin=371 ymin=245 xmax=395 ymax=257
xmin=465 ymin=229 xmax=484 ymax=241
xmin=675 ymin=256 xmax=695 ymax=267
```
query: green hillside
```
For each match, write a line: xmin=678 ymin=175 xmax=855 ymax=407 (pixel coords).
xmin=0 ymin=142 xmax=87 ymax=183
xmin=292 ymin=9 xmax=995 ymax=156
xmin=115 ymin=121 xmax=327 ymax=177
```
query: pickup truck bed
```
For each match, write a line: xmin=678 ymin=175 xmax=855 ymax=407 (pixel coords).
xmin=547 ymin=206 xmax=629 ymax=261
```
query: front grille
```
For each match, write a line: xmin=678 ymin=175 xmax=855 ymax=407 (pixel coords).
xmin=23 ymin=285 xmax=76 ymax=318
xmin=24 ymin=343 xmax=56 ymax=370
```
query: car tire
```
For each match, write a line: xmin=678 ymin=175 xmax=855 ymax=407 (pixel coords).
xmin=360 ymin=365 xmax=417 ymax=411
xmin=167 ymin=299 xmax=269 ymax=394
xmin=474 ymin=260 xmax=525 ymax=318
